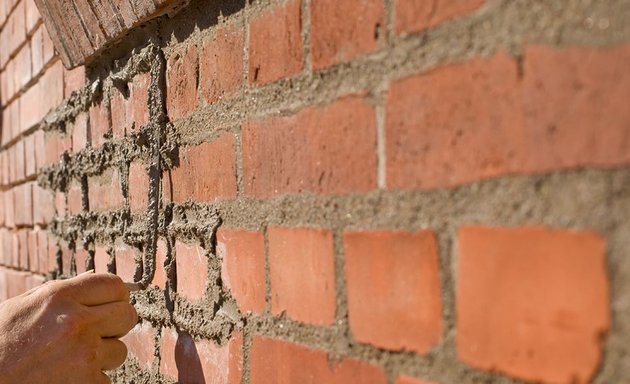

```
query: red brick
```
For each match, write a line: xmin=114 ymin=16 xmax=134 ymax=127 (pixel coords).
xmin=54 ymin=191 xmax=65 ymax=218
xmin=63 ymin=65 xmax=85 ymax=99
xmin=33 ymin=129 xmax=46 ymax=171
xmin=243 ymin=96 xmax=377 ymax=197
xmin=26 ymin=274 xmax=45 ymax=291
xmin=5 ymin=270 xmax=29 ymax=299
xmin=386 ymin=45 xmax=630 ymax=190
xmin=14 ymin=183 xmax=33 ymax=226
xmin=75 ymin=247 xmax=89 ymax=274
xmin=121 ymin=322 xmax=158 ymax=369
xmin=457 ymin=226 xmax=610 ymax=383
xmin=47 ymin=234 xmax=59 ymax=273
xmin=160 ymin=328 xmax=243 ymax=384
xmin=10 ymin=231 xmax=19 ymax=267
xmin=24 ymin=134 xmax=36 ymax=177
xmin=166 ymin=45 xmax=198 ymax=121
xmin=32 ymin=184 xmax=54 ymax=225
xmin=217 ymin=228 xmax=266 ymax=314
xmin=7 ymin=1 xmax=26 ymax=56
xmin=248 ymin=0 xmax=303 ymax=84
xmin=0 ymin=192 xmax=4 ymax=226
xmin=20 ymin=61 xmax=64 ymax=131
xmin=175 ymin=241 xmax=207 ymax=301
xmin=0 ymin=230 xmax=12 ymax=266
xmin=89 ymin=100 xmax=111 ymax=148
xmin=71 ymin=112 xmax=89 ymax=152
xmin=250 ymin=337 xmax=387 ymax=384
xmin=88 ymin=168 xmax=125 ymax=211
xmin=94 ymin=245 xmax=109 ymax=274
xmin=15 ymin=44 xmax=32 ymax=91
xmin=44 ymin=131 xmax=72 ymax=166
xmin=153 ymin=239 xmax=168 ymax=289
xmin=128 ymin=162 xmax=149 ymax=213
xmin=67 ymin=181 xmax=83 ymax=215
xmin=18 ymin=230 xmax=29 ymax=269
xmin=520 ymin=45 xmax=630 ymax=171
xmin=41 ymin=27 xmax=55 ymax=65
xmin=110 ymin=86 xmax=131 ymax=139
xmin=130 ymin=72 xmax=151 ymax=131
xmin=13 ymin=140 xmax=25 ymax=182
xmin=310 ymin=0 xmax=384 ymax=69
xmin=30 ymin=26 xmax=45 ymax=75
xmin=28 ymin=231 xmax=39 ymax=274
xmin=344 ymin=230 xmax=443 ymax=354
xmin=200 ymin=22 xmax=243 ymax=104
xmin=0 ymin=191 xmax=9 ymax=228
xmin=268 ymin=227 xmax=336 ymax=325
xmin=36 ymin=231 xmax=48 ymax=273
xmin=60 ymin=241 xmax=72 ymax=275
xmin=115 ymin=244 xmax=137 ymax=282
xmin=170 ymin=134 xmax=237 ymax=203
xmin=395 ymin=0 xmax=486 ymax=34
xmin=24 ymin=0 xmax=41 ymax=34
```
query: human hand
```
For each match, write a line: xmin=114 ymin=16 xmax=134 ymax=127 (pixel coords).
xmin=0 ymin=272 xmax=138 ymax=384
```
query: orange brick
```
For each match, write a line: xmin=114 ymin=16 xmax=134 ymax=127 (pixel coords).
xmin=166 ymin=45 xmax=198 ymax=121
xmin=217 ymin=228 xmax=266 ymax=314
xmin=200 ymin=22 xmax=244 ymax=104
xmin=268 ymin=227 xmax=336 ymax=325
xmin=457 ymin=226 xmax=610 ymax=383
xmin=159 ymin=328 xmax=242 ymax=383
xmin=242 ymin=96 xmax=377 ymax=197
xmin=386 ymin=45 xmax=630 ymax=190
xmin=250 ymin=337 xmax=387 ymax=384
xmin=248 ymin=0 xmax=303 ymax=84
xmin=152 ymin=239 xmax=168 ymax=289
xmin=175 ymin=241 xmax=207 ymax=301
xmin=395 ymin=0 xmax=486 ymax=34
xmin=170 ymin=134 xmax=237 ymax=203
xmin=311 ymin=0 xmax=384 ymax=69
xmin=344 ymin=230 xmax=443 ymax=354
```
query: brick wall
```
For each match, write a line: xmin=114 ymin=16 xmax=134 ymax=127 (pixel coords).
xmin=1 ymin=0 xmax=630 ymax=383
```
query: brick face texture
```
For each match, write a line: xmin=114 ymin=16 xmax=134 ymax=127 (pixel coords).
xmin=2 ymin=0 xmax=630 ymax=383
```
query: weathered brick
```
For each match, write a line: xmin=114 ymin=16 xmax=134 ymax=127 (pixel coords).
xmin=44 ymin=131 xmax=71 ymax=166
xmin=36 ymin=231 xmax=48 ymax=273
xmin=395 ymin=0 xmax=486 ymax=34
xmin=217 ymin=228 xmax=266 ymax=314
xmin=310 ymin=0 xmax=384 ymax=69
xmin=248 ymin=0 xmax=303 ymax=84
xmin=268 ymin=227 xmax=336 ymax=325
xmin=24 ymin=134 xmax=36 ymax=177
xmin=121 ymin=322 xmax=158 ymax=369
xmin=386 ymin=45 xmax=630 ymax=190
xmin=166 ymin=45 xmax=198 ymax=121
xmin=110 ymin=86 xmax=131 ymax=139
xmin=75 ymin=247 xmax=89 ymax=274
xmin=24 ymin=0 xmax=41 ymax=34
xmin=250 ymin=337 xmax=387 ymax=384
xmin=457 ymin=226 xmax=609 ymax=383
xmin=243 ymin=96 xmax=377 ymax=197
xmin=128 ymin=162 xmax=149 ymax=212
xmin=20 ymin=61 xmax=64 ymax=131
xmin=88 ymin=168 xmax=124 ymax=211
xmin=153 ymin=239 xmax=168 ymax=289
xmin=27 ymin=231 xmax=39 ymax=279
xmin=170 ymin=134 xmax=237 ymax=203
xmin=344 ymin=230 xmax=443 ymax=354
xmin=18 ymin=230 xmax=29 ymax=269
xmin=160 ymin=328 xmax=243 ymax=384
xmin=200 ymin=22 xmax=243 ymax=104
xmin=175 ymin=241 xmax=207 ymax=301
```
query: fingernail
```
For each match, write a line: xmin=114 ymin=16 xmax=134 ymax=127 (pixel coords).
xmin=78 ymin=270 xmax=95 ymax=276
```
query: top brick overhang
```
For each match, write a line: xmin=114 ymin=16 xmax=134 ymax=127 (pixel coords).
xmin=34 ymin=0 xmax=189 ymax=69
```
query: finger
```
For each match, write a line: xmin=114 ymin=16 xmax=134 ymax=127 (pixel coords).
xmin=57 ymin=273 xmax=129 ymax=306
xmin=94 ymin=371 xmax=112 ymax=384
xmin=89 ymin=301 xmax=138 ymax=338
xmin=99 ymin=338 xmax=128 ymax=371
